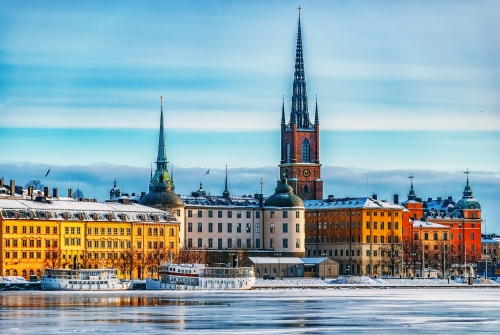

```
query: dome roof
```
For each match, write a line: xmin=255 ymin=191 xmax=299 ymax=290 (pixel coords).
xmin=456 ymin=198 xmax=481 ymax=210
xmin=264 ymin=177 xmax=304 ymax=208
xmin=140 ymin=182 xmax=183 ymax=207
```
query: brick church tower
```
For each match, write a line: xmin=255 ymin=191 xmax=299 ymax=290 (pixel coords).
xmin=279 ymin=10 xmax=323 ymax=200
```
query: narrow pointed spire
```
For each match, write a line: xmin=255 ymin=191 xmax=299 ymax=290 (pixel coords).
xmin=463 ymin=168 xmax=473 ymax=198
xmin=314 ymin=94 xmax=319 ymax=125
xmin=281 ymin=95 xmax=286 ymax=125
xmin=290 ymin=7 xmax=311 ymax=129
xmin=157 ymin=95 xmax=168 ymax=164
xmin=223 ymin=165 xmax=230 ymax=199
xmin=407 ymin=173 xmax=417 ymax=200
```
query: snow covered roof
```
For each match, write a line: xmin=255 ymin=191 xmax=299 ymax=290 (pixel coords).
xmin=482 ymin=238 xmax=500 ymax=245
xmin=300 ymin=257 xmax=335 ymax=265
xmin=304 ymin=197 xmax=403 ymax=210
xmin=412 ymin=220 xmax=449 ymax=229
xmin=246 ymin=257 xmax=303 ymax=264
xmin=0 ymin=198 xmax=178 ymax=223
xmin=181 ymin=195 xmax=263 ymax=208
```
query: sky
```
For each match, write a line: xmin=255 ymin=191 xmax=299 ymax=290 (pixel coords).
xmin=0 ymin=1 xmax=499 ymax=230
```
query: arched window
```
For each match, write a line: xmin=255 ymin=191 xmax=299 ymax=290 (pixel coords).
xmin=22 ymin=269 xmax=27 ymax=277
xmin=5 ymin=270 xmax=10 ymax=276
xmin=424 ymin=233 xmax=429 ymax=240
xmin=137 ymin=228 xmax=142 ymax=236
xmin=285 ymin=140 xmax=291 ymax=163
xmin=444 ymin=233 xmax=448 ymax=240
xmin=433 ymin=233 xmax=438 ymax=240
xmin=148 ymin=228 xmax=152 ymax=236
xmin=159 ymin=228 xmax=164 ymax=236
xmin=303 ymin=185 xmax=308 ymax=194
xmin=302 ymin=139 xmax=310 ymax=163
xmin=153 ymin=228 xmax=158 ymax=236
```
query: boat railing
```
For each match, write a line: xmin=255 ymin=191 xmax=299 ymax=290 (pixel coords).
xmin=203 ymin=267 xmax=255 ymax=278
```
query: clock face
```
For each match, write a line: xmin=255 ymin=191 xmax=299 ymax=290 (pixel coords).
xmin=303 ymin=169 xmax=311 ymax=177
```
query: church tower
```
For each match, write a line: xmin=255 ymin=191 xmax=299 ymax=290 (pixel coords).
xmin=279 ymin=8 xmax=323 ymax=200
xmin=149 ymin=96 xmax=173 ymax=192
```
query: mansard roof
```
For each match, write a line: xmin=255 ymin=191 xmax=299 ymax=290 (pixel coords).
xmin=181 ymin=195 xmax=262 ymax=208
xmin=0 ymin=198 xmax=178 ymax=223
xmin=304 ymin=197 xmax=403 ymax=210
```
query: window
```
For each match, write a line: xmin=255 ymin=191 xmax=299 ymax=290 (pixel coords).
xmin=176 ymin=209 xmax=181 ymax=216
xmin=101 ymin=228 xmax=105 ymax=235
xmin=23 ymin=226 xmax=27 ymax=234
xmin=36 ymin=226 xmax=41 ymax=234
xmin=127 ymin=228 xmax=131 ymax=235
xmin=296 ymin=223 xmax=300 ymax=233
xmin=283 ymin=211 xmax=288 ymax=218
xmin=444 ymin=233 xmax=448 ymax=240
xmin=227 ymin=238 xmax=232 ymax=248
xmin=13 ymin=226 xmax=18 ymax=233
xmin=237 ymin=211 xmax=242 ymax=218
xmin=388 ymin=222 xmax=392 ymax=230
xmin=296 ymin=211 xmax=300 ymax=218
xmin=283 ymin=238 xmax=288 ymax=248
xmin=246 ymin=238 xmax=251 ymax=248
xmin=237 ymin=238 xmax=242 ymax=248
xmin=270 ymin=211 xmax=275 ymax=218
xmin=256 ymin=212 xmax=260 ymax=219
xmin=37 ymin=239 xmax=41 ymax=247
xmin=208 ymin=238 xmax=213 ymax=248
xmin=302 ymin=139 xmax=310 ymax=162
xmin=380 ymin=236 xmax=384 ymax=243
xmin=373 ymin=236 xmax=378 ymax=243
xmin=395 ymin=222 xmax=399 ymax=230
xmin=198 ymin=222 xmax=203 ymax=233
xmin=64 ymin=227 xmax=69 ymax=234
xmin=198 ymin=238 xmax=203 ymax=248
xmin=218 ymin=211 xmax=223 ymax=218
xmin=187 ymin=238 xmax=193 ymax=248
xmin=208 ymin=210 xmax=213 ymax=218
xmin=87 ymin=228 xmax=92 ymax=235
xmin=246 ymin=223 xmax=251 ymax=233
xmin=188 ymin=223 xmax=193 ymax=232
xmin=270 ymin=238 xmax=275 ymax=249
xmin=228 ymin=211 xmax=232 ymax=218
xmin=5 ymin=226 xmax=9 ymax=233
xmin=285 ymin=140 xmax=291 ymax=163
xmin=270 ymin=223 xmax=275 ymax=233
xmin=283 ymin=223 xmax=288 ymax=233
xmin=218 ymin=222 xmax=223 ymax=233
xmin=296 ymin=238 xmax=300 ymax=248
xmin=137 ymin=228 xmax=142 ymax=236
xmin=256 ymin=223 xmax=260 ymax=233
xmin=256 ymin=239 xmax=261 ymax=248
xmin=197 ymin=210 xmax=202 ymax=218
xmin=373 ymin=222 xmax=378 ymax=229
xmin=366 ymin=250 xmax=371 ymax=256
xmin=471 ymin=233 xmax=475 ymax=240
xmin=147 ymin=228 xmax=152 ymax=236
xmin=208 ymin=223 xmax=213 ymax=233
xmin=218 ymin=238 xmax=223 ymax=249
xmin=188 ymin=210 xmax=192 ymax=217
xmin=366 ymin=236 xmax=370 ymax=243
xmin=237 ymin=223 xmax=242 ymax=233
xmin=380 ymin=222 xmax=385 ymax=230
xmin=424 ymin=233 xmax=429 ymax=240
xmin=227 ymin=223 xmax=232 ymax=233
xmin=246 ymin=211 xmax=251 ymax=218
xmin=373 ymin=212 xmax=378 ymax=217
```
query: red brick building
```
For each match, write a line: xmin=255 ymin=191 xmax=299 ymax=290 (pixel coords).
xmin=279 ymin=14 xmax=323 ymax=200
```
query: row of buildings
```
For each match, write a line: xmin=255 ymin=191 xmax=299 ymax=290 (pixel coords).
xmin=0 ymin=12 xmax=487 ymax=279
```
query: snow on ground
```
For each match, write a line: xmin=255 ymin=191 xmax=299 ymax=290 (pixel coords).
xmin=254 ymin=276 xmax=500 ymax=287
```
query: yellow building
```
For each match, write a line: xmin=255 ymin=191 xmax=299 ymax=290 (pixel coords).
xmin=0 ymin=197 xmax=180 ymax=280
xmin=304 ymin=196 xmax=404 ymax=276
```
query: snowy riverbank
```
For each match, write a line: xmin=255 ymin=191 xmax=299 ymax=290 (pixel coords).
xmin=254 ymin=276 xmax=500 ymax=288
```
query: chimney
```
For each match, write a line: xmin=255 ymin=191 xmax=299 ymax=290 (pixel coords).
xmin=86 ymin=198 xmax=90 ymax=202
xmin=448 ymin=196 xmax=453 ymax=201
xmin=68 ymin=188 xmax=73 ymax=198
xmin=393 ymin=194 xmax=399 ymax=204
xmin=437 ymin=197 xmax=442 ymax=201
xmin=372 ymin=193 xmax=378 ymax=200
xmin=10 ymin=180 xmax=15 ymax=196
xmin=93 ymin=198 xmax=97 ymax=202
xmin=53 ymin=188 xmax=58 ymax=198
xmin=0 ymin=178 xmax=4 ymax=187
xmin=79 ymin=198 xmax=84 ymax=202
xmin=131 ymin=192 xmax=136 ymax=197
xmin=328 ymin=195 xmax=335 ymax=201
xmin=140 ymin=191 xmax=146 ymax=200
xmin=428 ymin=198 xmax=432 ymax=202
xmin=44 ymin=186 xmax=49 ymax=197
xmin=28 ymin=186 xmax=34 ymax=199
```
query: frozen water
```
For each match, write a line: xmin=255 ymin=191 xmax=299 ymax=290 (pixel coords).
xmin=1 ymin=289 xmax=500 ymax=334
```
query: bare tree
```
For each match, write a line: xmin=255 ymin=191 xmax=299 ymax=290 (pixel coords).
xmin=403 ymin=236 xmax=423 ymax=277
xmin=381 ymin=235 xmax=403 ymax=276
xmin=42 ymin=245 xmax=61 ymax=269
xmin=25 ymin=179 xmax=44 ymax=190
xmin=146 ymin=241 xmax=172 ymax=279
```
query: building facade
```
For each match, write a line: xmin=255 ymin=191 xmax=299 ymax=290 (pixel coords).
xmin=0 ymin=196 xmax=180 ymax=279
xmin=304 ymin=197 xmax=404 ymax=276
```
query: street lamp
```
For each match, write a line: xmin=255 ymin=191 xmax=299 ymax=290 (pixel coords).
xmin=274 ymin=252 xmax=281 ymax=278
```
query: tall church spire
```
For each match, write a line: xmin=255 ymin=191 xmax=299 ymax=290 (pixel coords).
xmin=290 ymin=7 xmax=311 ymax=129
xmin=281 ymin=95 xmax=286 ymax=126
xmin=223 ymin=165 xmax=230 ymax=199
xmin=314 ymin=94 xmax=319 ymax=125
xmin=157 ymin=95 xmax=167 ymax=164
xmin=149 ymin=95 xmax=171 ymax=191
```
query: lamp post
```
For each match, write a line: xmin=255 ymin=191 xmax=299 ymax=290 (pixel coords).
xmin=420 ymin=224 xmax=423 ymax=278
xmin=274 ymin=252 xmax=281 ymax=278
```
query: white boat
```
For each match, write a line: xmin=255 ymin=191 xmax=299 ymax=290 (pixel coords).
xmin=146 ymin=263 xmax=255 ymax=290
xmin=40 ymin=268 xmax=133 ymax=291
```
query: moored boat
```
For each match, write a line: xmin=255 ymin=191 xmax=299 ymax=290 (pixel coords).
xmin=146 ymin=263 xmax=255 ymax=290
xmin=40 ymin=268 xmax=133 ymax=291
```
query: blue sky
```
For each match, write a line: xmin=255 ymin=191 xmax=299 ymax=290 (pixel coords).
xmin=0 ymin=1 xmax=499 ymax=230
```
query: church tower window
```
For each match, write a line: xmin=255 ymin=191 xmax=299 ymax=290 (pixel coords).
xmin=302 ymin=139 xmax=310 ymax=163
xmin=286 ymin=140 xmax=291 ymax=163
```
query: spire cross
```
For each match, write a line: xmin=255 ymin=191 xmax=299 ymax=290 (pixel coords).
xmin=297 ymin=6 xmax=301 ymax=17
xmin=408 ymin=173 xmax=414 ymax=187
xmin=464 ymin=168 xmax=470 ymax=182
